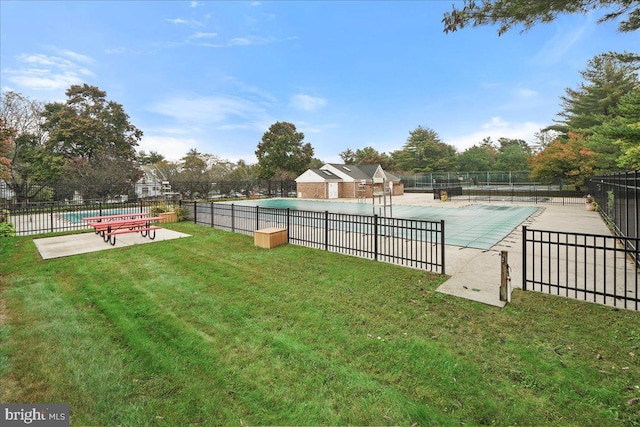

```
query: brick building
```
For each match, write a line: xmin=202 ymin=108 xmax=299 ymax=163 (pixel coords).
xmin=295 ymin=163 xmax=404 ymax=199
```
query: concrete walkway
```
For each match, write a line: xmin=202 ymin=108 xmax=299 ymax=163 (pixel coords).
xmin=34 ymin=228 xmax=191 ymax=260
xmin=388 ymin=194 xmax=613 ymax=307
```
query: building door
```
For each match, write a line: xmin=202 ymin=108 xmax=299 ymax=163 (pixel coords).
xmin=328 ymin=182 xmax=338 ymax=199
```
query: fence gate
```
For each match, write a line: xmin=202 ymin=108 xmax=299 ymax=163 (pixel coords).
xmin=522 ymin=226 xmax=640 ymax=311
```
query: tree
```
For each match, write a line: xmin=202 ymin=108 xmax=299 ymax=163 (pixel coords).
xmin=354 ymin=146 xmax=394 ymax=170
xmin=339 ymin=148 xmax=356 ymax=165
xmin=392 ymin=126 xmax=457 ymax=173
xmin=598 ymin=88 xmax=640 ymax=169
xmin=308 ymin=158 xmax=325 ymax=169
xmin=341 ymin=146 xmax=393 ymax=169
xmin=541 ymin=53 xmax=639 ymax=172
xmin=58 ymin=155 xmax=140 ymax=201
xmin=255 ymin=122 xmax=314 ymax=180
xmin=172 ymin=149 xmax=234 ymax=198
xmin=0 ymin=91 xmax=64 ymax=201
xmin=149 ymin=159 xmax=181 ymax=183
xmin=442 ymin=0 xmax=640 ymax=35
xmin=531 ymin=129 xmax=559 ymax=154
xmin=43 ymin=84 xmax=142 ymax=161
xmin=495 ymin=138 xmax=532 ymax=171
xmin=0 ymin=120 xmax=12 ymax=181
xmin=552 ymin=53 xmax=640 ymax=133
xmin=41 ymin=84 xmax=143 ymax=200
xmin=457 ymin=138 xmax=497 ymax=171
xmin=529 ymin=132 xmax=599 ymax=188
xmin=225 ymin=160 xmax=260 ymax=182
xmin=137 ymin=150 xmax=165 ymax=165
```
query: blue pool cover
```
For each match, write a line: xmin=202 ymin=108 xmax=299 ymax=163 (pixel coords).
xmin=237 ymin=199 xmax=538 ymax=250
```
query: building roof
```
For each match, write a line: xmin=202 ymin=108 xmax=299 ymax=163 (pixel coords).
xmin=325 ymin=163 xmax=371 ymax=180
xmin=326 ymin=164 xmax=401 ymax=182
xmin=296 ymin=163 xmax=401 ymax=183
xmin=295 ymin=168 xmax=342 ymax=182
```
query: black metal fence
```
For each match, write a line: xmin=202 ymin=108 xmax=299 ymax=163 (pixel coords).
xmin=0 ymin=179 xmax=296 ymax=205
xmin=589 ymin=171 xmax=639 ymax=242
xmin=182 ymin=201 xmax=445 ymax=274
xmin=5 ymin=200 xmax=159 ymax=236
xmin=455 ymin=188 xmax=585 ymax=205
xmin=400 ymin=171 xmax=536 ymax=189
xmin=523 ymin=226 xmax=640 ymax=311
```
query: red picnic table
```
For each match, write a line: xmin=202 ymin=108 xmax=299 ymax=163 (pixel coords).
xmin=83 ymin=213 xmax=163 ymax=245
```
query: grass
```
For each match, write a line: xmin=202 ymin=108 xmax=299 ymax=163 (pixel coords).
xmin=1 ymin=222 xmax=639 ymax=426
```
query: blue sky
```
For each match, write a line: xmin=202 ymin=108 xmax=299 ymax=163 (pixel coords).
xmin=1 ymin=1 xmax=638 ymax=163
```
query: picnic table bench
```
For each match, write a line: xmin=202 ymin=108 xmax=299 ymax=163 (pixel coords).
xmin=82 ymin=212 xmax=151 ymax=223
xmin=85 ymin=214 xmax=163 ymax=245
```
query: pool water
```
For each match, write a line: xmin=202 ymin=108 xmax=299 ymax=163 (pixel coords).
xmin=60 ymin=208 xmax=145 ymax=224
xmin=236 ymin=199 xmax=538 ymax=250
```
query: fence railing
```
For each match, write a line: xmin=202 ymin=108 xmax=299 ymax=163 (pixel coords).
xmin=454 ymin=188 xmax=585 ymax=205
xmin=6 ymin=200 xmax=159 ymax=236
xmin=0 ymin=179 xmax=297 ymax=205
xmin=523 ymin=226 xmax=639 ymax=311
xmin=182 ymin=201 xmax=445 ymax=274
xmin=589 ymin=171 xmax=639 ymax=243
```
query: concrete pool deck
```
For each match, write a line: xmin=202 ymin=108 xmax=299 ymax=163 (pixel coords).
xmin=382 ymin=193 xmax=613 ymax=307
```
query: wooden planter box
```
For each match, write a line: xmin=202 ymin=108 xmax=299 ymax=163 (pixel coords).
xmin=254 ymin=227 xmax=288 ymax=249
xmin=159 ymin=212 xmax=178 ymax=223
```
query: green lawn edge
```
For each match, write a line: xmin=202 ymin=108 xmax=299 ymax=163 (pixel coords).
xmin=1 ymin=222 xmax=639 ymax=426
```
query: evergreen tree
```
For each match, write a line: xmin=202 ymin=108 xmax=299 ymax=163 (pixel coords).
xmin=392 ymin=126 xmax=457 ymax=173
xmin=552 ymin=53 xmax=639 ymax=133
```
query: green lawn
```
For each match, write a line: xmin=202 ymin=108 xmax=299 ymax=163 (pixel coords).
xmin=1 ymin=222 xmax=639 ymax=426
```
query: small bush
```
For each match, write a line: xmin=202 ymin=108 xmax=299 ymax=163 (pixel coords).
xmin=0 ymin=221 xmax=15 ymax=237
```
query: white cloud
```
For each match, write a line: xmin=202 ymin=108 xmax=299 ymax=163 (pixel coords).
xmin=149 ymin=94 xmax=268 ymax=127
xmin=446 ymin=116 xmax=544 ymax=152
xmin=191 ymin=32 xmax=218 ymax=39
xmin=223 ymin=76 xmax=278 ymax=103
xmin=200 ymin=35 xmax=277 ymax=48
xmin=166 ymin=18 xmax=187 ymax=24
xmin=166 ymin=17 xmax=203 ymax=27
xmin=55 ymin=49 xmax=94 ymax=64
xmin=139 ymin=135 xmax=197 ymax=162
xmin=4 ymin=50 xmax=95 ymax=91
xmin=482 ymin=116 xmax=509 ymax=129
xmin=533 ymin=16 xmax=591 ymax=65
xmin=290 ymin=94 xmax=327 ymax=112
xmin=7 ymin=69 xmax=82 ymax=91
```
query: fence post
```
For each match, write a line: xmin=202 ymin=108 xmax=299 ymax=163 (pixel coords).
xmin=500 ymin=251 xmax=510 ymax=302
xmin=374 ymin=214 xmax=378 ymax=261
xmin=99 ymin=201 xmax=103 ymax=217
xmin=522 ymin=226 xmax=528 ymax=290
xmin=440 ymin=219 xmax=445 ymax=275
xmin=286 ymin=208 xmax=290 ymax=241
xmin=193 ymin=201 xmax=197 ymax=224
xmin=210 ymin=202 xmax=214 ymax=228
xmin=50 ymin=203 xmax=54 ymax=234
xmin=231 ymin=204 xmax=235 ymax=232
xmin=324 ymin=211 xmax=329 ymax=251
xmin=256 ymin=205 xmax=260 ymax=231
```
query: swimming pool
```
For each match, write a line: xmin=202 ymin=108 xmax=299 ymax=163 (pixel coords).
xmin=235 ymin=199 xmax=538 ymax=250
xmin=60 ymin=208 xmax=147 ymax=224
